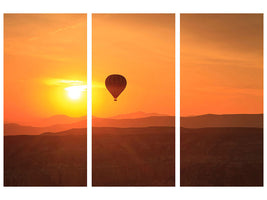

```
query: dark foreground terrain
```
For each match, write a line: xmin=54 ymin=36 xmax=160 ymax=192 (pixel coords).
xmin=92 ymin=127 xmax=175 ymax=186
xmin=4 ymin=128 xmax=87 ymax=186
xmin=181 ymin=127 xmax=263 ymax=186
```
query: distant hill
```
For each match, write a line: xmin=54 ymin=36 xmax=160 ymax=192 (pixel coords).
xmin=35 ymin=115 xmax=86 ymax=127
xmin=41 ymin=128 xmax=87 ymax=136
xmin=108 ymin=112 xmax=168 ymax=119
xmin=4 ymin=120 xmax=87 ymax=136
xmin=5 ymin=115 xmax=87 ymax=127
xmin=181 ymin=114 xmax=263 ymax=128
xmin=92 ymin=116 xmax=175 ymax=128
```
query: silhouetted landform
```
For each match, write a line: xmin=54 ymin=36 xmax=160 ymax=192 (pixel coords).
xmin=92 ymin=116 xmax=175 ymax=128
xmin=34 ymin=115 xmax=87 ymax=127
xmin=108 ymin=111 xmax=168 ymax=119
xmin=4 ymin=120 xmax=86 ymax=136
xmin=4 ymin=115 xmax=87 ymax=127
xmin=180 ymin=127 xmax=263 ymax=186
xmin=93 ymin=127 xmax=175 ymax=186
xmin=41 ymin=128 xmax=86 ymax=136
xmin=181 ymin=114 xmax=263 ymax=128
xmin=4 ymin=128 xmax=87 ymax=186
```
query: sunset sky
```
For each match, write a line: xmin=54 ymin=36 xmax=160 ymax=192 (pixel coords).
xmin=180 ymin=14 xmax=263 ymax=116
xmin=4 ymin=14 xmax=87 ymax=123
xmin=92 ymin=14 xmax=175 ymax=118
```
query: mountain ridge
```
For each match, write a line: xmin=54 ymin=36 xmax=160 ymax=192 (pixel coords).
xmin=4 ymin=120 xmax=87 ymax=136
xmin=5 ymin=115 xmax=87 ymax=127
xmin=92 ymin=116 xmax=175 ymax=128
xmin=107 ymin=111 xmax=168 ymax=119
xmin=181 ymin=113 xmax=263 ymax=128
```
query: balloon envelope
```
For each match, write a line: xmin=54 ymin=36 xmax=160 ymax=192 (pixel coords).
xmin=105 ymin=74 xmax=127 ymax=101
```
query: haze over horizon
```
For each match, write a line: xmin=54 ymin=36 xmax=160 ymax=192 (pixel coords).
xmin=180 ymin=112 xmax=263 ymax=117
xmin=5 ymin=111 xmax=264 ymax=127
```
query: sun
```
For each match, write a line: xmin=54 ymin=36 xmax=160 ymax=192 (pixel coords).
xmin=65 ymin=85 xmax=87 ymax=100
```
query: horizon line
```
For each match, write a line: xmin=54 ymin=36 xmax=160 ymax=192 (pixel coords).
xmin=180 ymin=113 xmax=263 ymax=117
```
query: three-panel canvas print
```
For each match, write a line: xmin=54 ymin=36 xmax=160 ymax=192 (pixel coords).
xmin=3 ymin=13 xmax=263 ymax=187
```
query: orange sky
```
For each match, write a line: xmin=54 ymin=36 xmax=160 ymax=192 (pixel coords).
xmin=180 ymin=14 xmax=263 ymax=116
xmin=92 ymin=14 xmax=175 ymax=118
xmin=4 ymin=14 xmax=87 ymax=123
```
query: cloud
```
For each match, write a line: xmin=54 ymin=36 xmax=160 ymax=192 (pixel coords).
xmin=29 ymin=21 xmax=83 ymax=41
xmin=44 ymin=78 xmax=87 ymax=87
xmin=194 ymin=86 xmax=262 ymax=97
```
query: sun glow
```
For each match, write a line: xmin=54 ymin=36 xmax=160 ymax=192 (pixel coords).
xmin=65 ymin=85 xmax=87 ymax=100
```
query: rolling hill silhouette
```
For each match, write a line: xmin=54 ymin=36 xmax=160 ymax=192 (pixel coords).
xmin=181 ymin=114 xmax=263 ymax=128
xmin=35 ymin=115 xmax=86 ymax=127
xmin=4 ymin=120 xmax=87 ymax=136
xmin=92 ymin=113 xmax=175 ymax=186
xmin=92 ymin=116 xmax=175 ymax=127
xmin=108 ymin=111 xmax=168 ymax=119
xmin=4 ymin=115 xmax=87 ymax=127
xmin=41 ymin=128 xmax=87 ymax=136
xmin=180 ymin=114 xmax=263 ymax=186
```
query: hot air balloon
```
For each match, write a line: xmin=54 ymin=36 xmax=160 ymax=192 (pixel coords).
xmin=105 ymin=74 xmax=127 ymax=101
